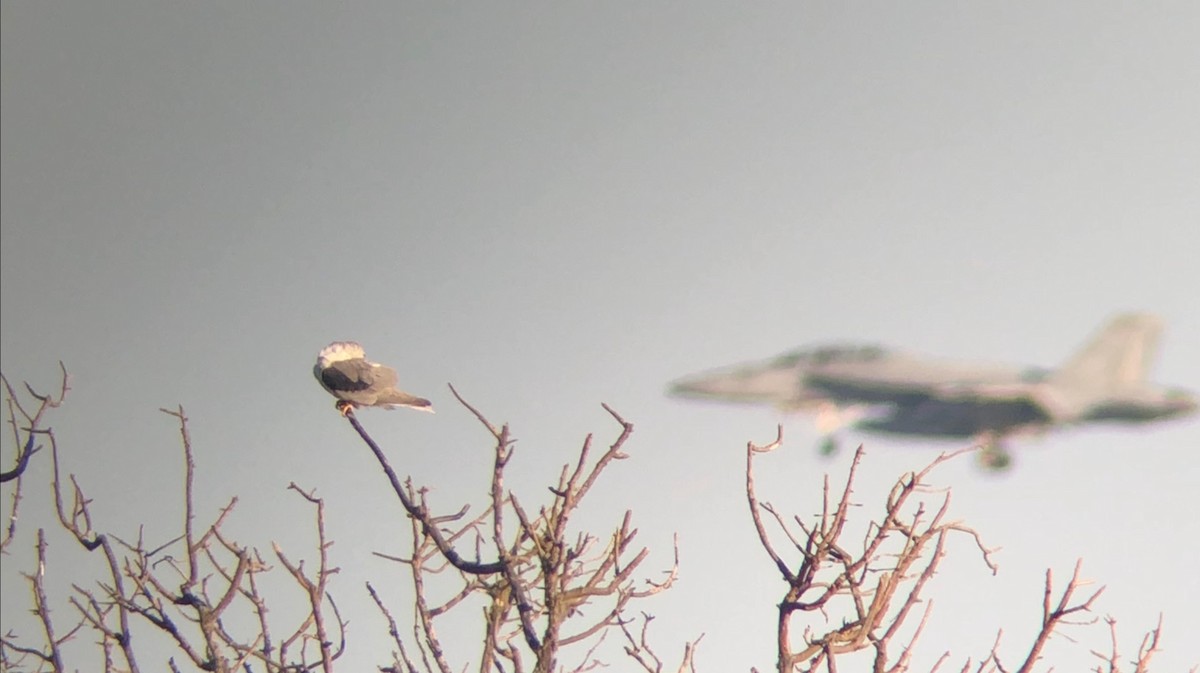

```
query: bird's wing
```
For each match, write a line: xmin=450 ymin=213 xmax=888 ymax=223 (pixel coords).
xmin=320 ymin=359 xmax=383 ymax=394
xmin=370 ymin=363 xmax=400 ymax=388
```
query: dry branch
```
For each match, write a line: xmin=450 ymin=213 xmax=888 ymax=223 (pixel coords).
xmin=349 ymin=386 xmax=681 ymax=673
xmin=747 ymin=432 xmax=972 ymax=671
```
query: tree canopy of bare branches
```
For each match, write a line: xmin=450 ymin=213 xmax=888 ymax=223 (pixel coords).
xmin=3 ymin=368 xmax=347 ymax=673
xmin=742 ymin=426 xmax=1167 ymax=673
xmin=0 ymin=365 xmax=1177 ymax=673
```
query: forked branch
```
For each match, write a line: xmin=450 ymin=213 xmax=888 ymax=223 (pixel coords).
xmin=354 ymin=387 xmax=682 ymax=673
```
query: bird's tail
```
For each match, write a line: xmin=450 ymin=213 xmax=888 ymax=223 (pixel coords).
xmin=380 ymin=390 xmax=435 ymax=413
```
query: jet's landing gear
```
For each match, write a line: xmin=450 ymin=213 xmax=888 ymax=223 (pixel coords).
xmin=975 ymin=433 xmax=1014 ymax=472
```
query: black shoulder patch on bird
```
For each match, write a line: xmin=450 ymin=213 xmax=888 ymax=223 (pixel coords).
xmin=320 ymin=360 xmax=376 ymax=392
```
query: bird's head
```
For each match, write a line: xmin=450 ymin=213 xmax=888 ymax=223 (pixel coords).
xmin=317 ymin=341 xmax=366 ymax=368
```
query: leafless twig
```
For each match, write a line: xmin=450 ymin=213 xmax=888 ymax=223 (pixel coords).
xmin=350 ymin=387 xmax=684 ymax=673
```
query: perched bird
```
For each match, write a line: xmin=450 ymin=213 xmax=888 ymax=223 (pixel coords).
xmin=314 ymin=341 xmax=434 ymax=415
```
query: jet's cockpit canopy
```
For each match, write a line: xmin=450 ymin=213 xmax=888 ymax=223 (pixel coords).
xmin=770 ymin=344 xmax=888 ymax=369
xmin=1019 ymin=367 xmax=1052 ymax=383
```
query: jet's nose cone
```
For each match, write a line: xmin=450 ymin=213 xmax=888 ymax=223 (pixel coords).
xmin=666 ymin=373 xmax=733 ymax=399
xmin=667 ymin=362 xmax=805 ymax=405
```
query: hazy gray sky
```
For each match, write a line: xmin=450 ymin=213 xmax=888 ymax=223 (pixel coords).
xmin=3 ymin=3 xmax=1198 ymax=670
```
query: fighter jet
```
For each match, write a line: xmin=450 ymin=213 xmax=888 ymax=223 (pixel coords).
xmin=668 ymin=313 xmax=1196 ymax=469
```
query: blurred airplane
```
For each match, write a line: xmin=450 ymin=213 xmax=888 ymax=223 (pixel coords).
xmin=668 ymin=313 xmax=1197 ymax=469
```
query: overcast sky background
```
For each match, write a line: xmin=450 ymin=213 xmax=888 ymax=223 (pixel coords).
xmin=3 ymin=3 xmax=1198 ymax=671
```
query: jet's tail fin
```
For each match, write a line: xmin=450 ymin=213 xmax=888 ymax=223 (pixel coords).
xmin=1051 ymin=313 xmax=1163 ymax=390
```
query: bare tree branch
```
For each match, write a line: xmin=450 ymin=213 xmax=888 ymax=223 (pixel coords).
xmin=2 ymin=362 xmax=1183 ymax=673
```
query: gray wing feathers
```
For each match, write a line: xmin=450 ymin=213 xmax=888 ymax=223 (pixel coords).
xmin=317 ymin=359 xmax=432 ymax=410
xmin=370 ymin=364 xmax=399 ymax=388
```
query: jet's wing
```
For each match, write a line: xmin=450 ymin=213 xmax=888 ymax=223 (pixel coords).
xmin=856 ymin=396 xmax=1051 ymax=438
xmin=804 ymin=355 xmax=1034 ymax=406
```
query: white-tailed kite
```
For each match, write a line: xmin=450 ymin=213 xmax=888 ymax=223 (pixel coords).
xmin=314 ymin=341 xmax=434 ymax=415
